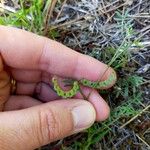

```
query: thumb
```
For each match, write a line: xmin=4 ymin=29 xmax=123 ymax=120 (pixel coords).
xmin=0 ymin=99 xmax=96 ymax=150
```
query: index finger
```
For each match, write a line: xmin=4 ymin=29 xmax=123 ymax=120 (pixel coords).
xmin=0 ymin=25 xmax=116 ymax=83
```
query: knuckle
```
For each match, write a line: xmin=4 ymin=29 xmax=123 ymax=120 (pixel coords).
xmin=71 ymin=54 xmax=79 ymax=77
xmin=38 ymin=38 xmax=51 ymax=71
xmin=37 ymin=107 xmax=61 ymax=143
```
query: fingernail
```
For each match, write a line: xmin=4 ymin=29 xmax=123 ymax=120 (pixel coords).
xmin=72 ymin=104 xmax=96 ymax=132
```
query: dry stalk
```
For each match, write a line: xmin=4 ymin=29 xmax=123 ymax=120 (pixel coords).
xmin=120 ymin=105 xmax=150 ymax=129
xmin=136 ymin=134 xmax=150 ymax=148
xmin=55 ymin=0 xmax=67 ymax=21
xmin=44 ymin=0 xmax=57 ymax=35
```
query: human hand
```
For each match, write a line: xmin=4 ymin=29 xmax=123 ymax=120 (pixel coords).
xmin=0 ymin=25 xmax=116 ymax=150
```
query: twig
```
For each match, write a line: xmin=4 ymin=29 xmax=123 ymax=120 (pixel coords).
xmin=128 ymin=14 xmax=150 ymax=18
xmin=44 ymin=0 xmax=57 ymax=35
xmin=136 ymin=134 xmax=150 ymax=148
xmin=55 ymin=0 xmax=67 ymax=21
xmin=105 ymin=13 xmax=115 ymax=24
xmin=138 ymin=29 xmax=150 ymax=40
xmin=72 ymin=32 xmax=82 ymax=48
xmin=132 ymin=41 xmax=150 ymax=47
xmin=137 ymin=0 xmax=143 ymax=13
xmin=139 ymin=25 xmax=150 ymax=33
xmin=140 ymin=80 xmax=150 ymax=85
xmin=101 ymin=0 xmax=111 ymax=19
xmin=120 ymin=105 xmax=150 ymax=129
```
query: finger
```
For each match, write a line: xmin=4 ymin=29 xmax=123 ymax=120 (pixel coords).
xmin=0 ymin=99 xmax=95 ymax=149
xmin=15 ymin=80 xmax=109 ymax=121
xmin=16 ymin=82 xmax=36 ymax=95
xmin=35 ymin=82 xmax=59 ymax=101
xmin=11 ymin=68 xmax=52 ymax=83
xmin=11 ymin=69 xmax=58 ymax=101
xmin=15 ymin=82 xmax=109 ymax=122
xmin=11 ymin=69 xmax=42 ymax=82
xmin=4 ymin=96 xmax=42 ymax=111
xmin=0 ymin=55 xmax=11 ymax=111
xmin=16 ymin=82 xmax=59 ymax=101
xmin=0 ymin=70 xmax=10 ymax=111
xmin=0 ymin=25 xmax=116 ymax=86
xmin=76 ymin=88 xmax=110 ymax=121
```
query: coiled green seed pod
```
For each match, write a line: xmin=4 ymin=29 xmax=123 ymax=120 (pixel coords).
xmin=80 ymin=72 xmax=116 ymax=89
xmin=52 ymin=77 xmax=80 ymax=98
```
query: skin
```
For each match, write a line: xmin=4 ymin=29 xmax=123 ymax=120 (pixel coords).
xmin=0 ymin=25 xmax=116 ymax=150
xmin=0 ymin=56 xmax=10 ymax=111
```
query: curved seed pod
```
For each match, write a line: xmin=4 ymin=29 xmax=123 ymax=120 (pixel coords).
xmin=52 ymin=77 xmax=80 ymax=98
xmin=80 ymin=72 xmax=116 ymax=89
